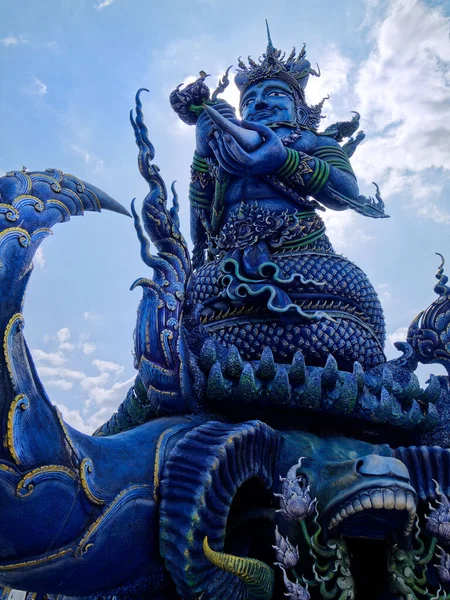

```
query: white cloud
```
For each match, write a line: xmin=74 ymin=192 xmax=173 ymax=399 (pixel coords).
xmin=56 ymin=404 xmax=92 ymax=434
xmin=34 ymin=247 xmax=46 ymax=269
xmin=38 ymin=366 xmax=85 ymax=380
xmin=71 ymin=145 xmax=104 ymax=171
xmin=59 ymin=342 xmax=75 ymax=352
xmin=24 ymin=77 xmax=47 ymax=96
xmin=322 ymin=209 xmax=374 ymax=251
xmin=81 ymin=375 xmax=135 ymax=407
xmin=388 ymin=326 xmax=409 ymax=346
xmin=32 ymin=349 xmax=66 ymax=366
xmin=80 ymin=371 xmax=110 ymax=391
xmin=92 ymin=359 xmax=125 ymax=375
xmin=353 ymin=0 xmax=450 ymax=204
xmin=94 ymin=0 xmax=115 ymax=9
xmin=46 ymin=379 xmax=74 ymax=391
xmin=83 ymin=311 xmax=99 ymax=321
xmin=56 ymin=327 xmax=71 ymax=343
xmin=417 ymin=203 xmax=450 ymax=226
xmin=82 ymin=342 xmax=96 ymax=355
xmin=307 ymin=45 xmax=352 ymax=117
xmin=376 ymin=283 xmax=392 ymax=303
xmin=0 ymin=35 xmax=28 ymax=47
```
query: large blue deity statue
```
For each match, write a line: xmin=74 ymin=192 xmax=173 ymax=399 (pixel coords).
xmin=0 ymin=26 xmax=450 ymax=600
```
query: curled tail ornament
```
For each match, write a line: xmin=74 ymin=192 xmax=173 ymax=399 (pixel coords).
xmin=96 ymin=89 xmax=193 ymax=434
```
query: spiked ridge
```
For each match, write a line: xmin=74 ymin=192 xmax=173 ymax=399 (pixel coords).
xmin=189 ymin=340 xmax=443 ymax=432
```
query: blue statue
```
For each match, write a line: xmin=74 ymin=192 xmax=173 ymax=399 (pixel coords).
xmin=0 ymin=26 xmax=449 ymax=600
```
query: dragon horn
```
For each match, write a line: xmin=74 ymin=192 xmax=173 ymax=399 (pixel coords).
xmin=203 ymin=537 xmax=274 ymax=600
xmin=82 ymin=180 xmax=131 ymax=217
xmin=202 ymin=104 xmax=262 ymax=152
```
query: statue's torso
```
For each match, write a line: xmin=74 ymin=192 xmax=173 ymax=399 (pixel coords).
xmin=222 ymin=129 xmax=320 ymax=218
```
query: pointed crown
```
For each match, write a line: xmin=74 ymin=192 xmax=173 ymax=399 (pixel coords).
xmin=235 ymin=22 xmax=319 ymax=101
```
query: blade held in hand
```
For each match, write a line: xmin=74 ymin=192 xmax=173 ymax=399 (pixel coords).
xmin=202 ymin=103 xmax=262 ymax=152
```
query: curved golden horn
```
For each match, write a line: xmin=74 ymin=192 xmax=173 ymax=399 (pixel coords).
xmin=203 ymin=536 xmax=274 ymax=600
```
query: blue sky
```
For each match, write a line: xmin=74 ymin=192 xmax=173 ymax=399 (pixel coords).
xmin=0 ymin=0 xmax=449 ymax=433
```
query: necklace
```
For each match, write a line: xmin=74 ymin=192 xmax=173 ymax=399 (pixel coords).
xmin=280 ymin=128 xmax=303 ymax=145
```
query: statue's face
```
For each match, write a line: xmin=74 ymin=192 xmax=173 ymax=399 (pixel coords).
xmin=240 ymin=79 xmax=295 ymax=125
xmin=277 ymin=431 xmax=418 ymax=541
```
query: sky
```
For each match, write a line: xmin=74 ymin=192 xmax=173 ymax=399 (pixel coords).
xmin=0 ymin=0 xmax=449 ymax=434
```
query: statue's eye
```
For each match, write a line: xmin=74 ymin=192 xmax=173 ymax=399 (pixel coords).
xmin=243 ymin=98 xmax=254 ymax=108
xmin=268 ymin=91 xmax=288 ymax=98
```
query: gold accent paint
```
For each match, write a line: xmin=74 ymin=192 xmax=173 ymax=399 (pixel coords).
xmin=30 ymin=227 xmax=53 ymax=240
xmin=63 ymin=174 xmax=85 ymax=192
xmin=45 ymin=199 xmax=71 ymax=217
xmin=80 ymin=458 xmax=105 ymax=506
xmin=153 ymin=424 xmax=192 ymax=502
xmin=203 ymin=537 xmax=274 ymax=599
xmin=5 ymin=394 xmax=29 ymax=464
xmin=137 ymin=357 xmax=172 ymax=376
xmin=0 ymin=204 xmax=19 ymax=219
xmin=3 ymin=313 xmax=24 ymax=384
xmin=148 ymin=384 xmax=178 ymax=398
xmin=6 ymin=171 xmax=32 ymax=194
xmin=0 ymin=547 xmax=73 ymax=571
xmin=84 ymin=187 xmax=101 ymax=211
xmin=76 ymin=484 xmax=152 ymax=556
xmin=12 ymin=195 xmax=45 ymax=212
xmin=0 ymin=463 xmax=18 ymax=475
xmin=0 ymin=228 xmax=31 ymax=247
xmin=16 ymin=465 xmax=77 ymax=497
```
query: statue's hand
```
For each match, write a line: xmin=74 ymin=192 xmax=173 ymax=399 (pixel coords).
xmin=195 ymin=101 xmax=237 ymax=158
xmin=209 ymin=120 xmax=288 ymax=176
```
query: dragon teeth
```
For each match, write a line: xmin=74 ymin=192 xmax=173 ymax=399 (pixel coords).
xmin=394 ymin=490 xmax=406 ymax=510
xmin=328 ymin=488 xmax=417 ymax=531
xmin=406 ymin=493 xmax=415 ymax=512
xmin=371 ymin=490 xmax=384 ymax=509
xmin=345 ymin=503 xmax=356 ymax=516
xmin=352 ymin=498 xmax=363 ymax=512
xmin=360 ymin=494 xmax=372 ymax=510
xmin=383 ymin=489 xmax=395 ymax=510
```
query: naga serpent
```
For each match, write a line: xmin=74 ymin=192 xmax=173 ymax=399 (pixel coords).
xmin=0 ymin=26 xmax=450 ymax=600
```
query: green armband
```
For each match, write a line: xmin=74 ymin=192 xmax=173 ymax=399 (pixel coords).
xmin=191 ymin=153 xmax=209 ymax=173
xmin=189 ymin=184 xmax=212 ymax=209
xmin=274 ymin=148 xmax=301 ymax=178
xmin=303 ymin=157 xmax=330 ymax=195
xmin=312 ymin=145 xmax=356 ymax=178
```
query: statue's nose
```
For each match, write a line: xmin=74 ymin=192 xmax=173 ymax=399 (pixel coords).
xmin=356 ymin=454 xmax=410 ymax=482
xmin=254 ymin=98 xmax=268 ymax=110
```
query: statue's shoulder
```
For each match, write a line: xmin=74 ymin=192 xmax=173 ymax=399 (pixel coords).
xmin=314 ymin=134 xmax=343 ymax=150
xmin=290 ymin=129 xmax=319 ymax=153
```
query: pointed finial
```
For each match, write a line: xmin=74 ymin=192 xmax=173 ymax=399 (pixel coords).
xmin=434 ymin=253 xmax=450 ymax=298
xmin=265 ymin=19 xmax=275 ymax=53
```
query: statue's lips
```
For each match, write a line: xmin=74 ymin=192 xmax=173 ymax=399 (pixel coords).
xmin=324 ymin=479 xmax=417 ymax=539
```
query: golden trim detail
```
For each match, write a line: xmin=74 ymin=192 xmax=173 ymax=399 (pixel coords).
xmin=0 ymin=462 xmax=19 ymax=476
xmin=76 ymin=484 xmax=152 ymax=556
xmin=4 ymin=394 xmax=29 ymax=464
xmin=45 ymin=199 xmax=71 ymax=218
xmin=0 ymin=547 xmax=73 ymax=571
xmin=80 ymin=458 xmax=106 ymax=506
xmin=16 ymin=465 xmax=77 ymax=497
xmin=3 ymin=313 xmax=24 ymax=385
xmin=0 ymin=228 xmax=31 ymax=248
